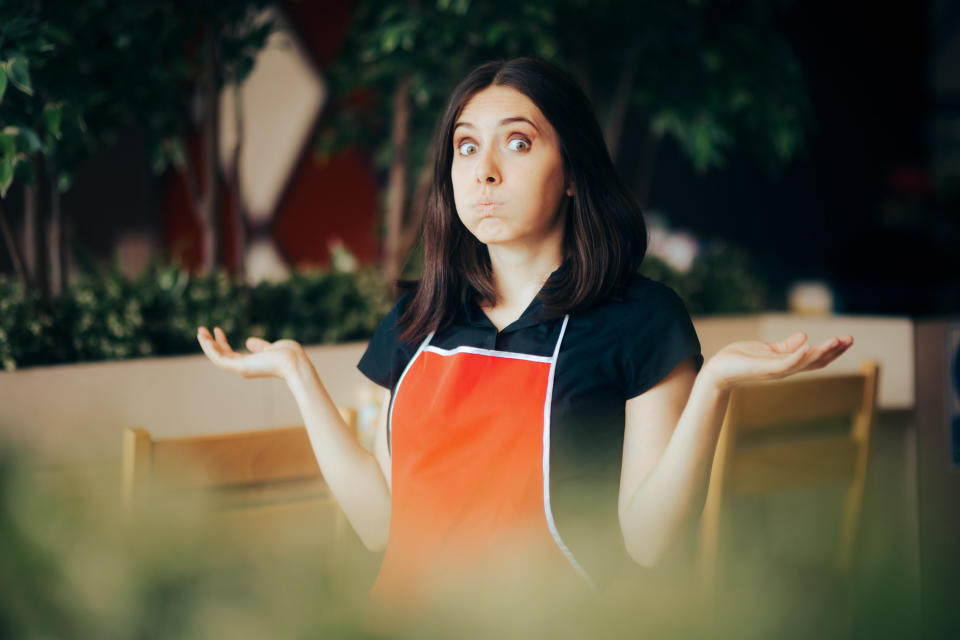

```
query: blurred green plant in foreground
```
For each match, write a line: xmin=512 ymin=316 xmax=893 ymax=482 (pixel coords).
xmin=0 ymin=441 xmax=371 ymax=639
xmin=0 ymin=437 xmax=925 ymax=639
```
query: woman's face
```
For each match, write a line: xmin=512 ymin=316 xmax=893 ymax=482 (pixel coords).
xmin=450 ymin=85 xmax=572 ymax=251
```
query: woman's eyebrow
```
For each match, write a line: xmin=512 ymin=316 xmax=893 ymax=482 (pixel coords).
xmin=453 ymin=116 xmax=541 ymax=134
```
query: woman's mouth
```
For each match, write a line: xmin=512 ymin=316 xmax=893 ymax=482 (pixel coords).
xmin=476 ymin=201 xmax=501 ymax=215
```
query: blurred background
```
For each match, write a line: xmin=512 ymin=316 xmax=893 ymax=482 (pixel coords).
xmin=1 ymin=0 xmax=955 ymax=317
xmin=1 ymin=0 xmax=958 ymax=638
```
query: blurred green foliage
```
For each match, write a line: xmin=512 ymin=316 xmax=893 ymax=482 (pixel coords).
xmin=0 ymin=239 xmax=769 ymax=371
xmin=0 ymin=435 xmax=925 ymax=638
xmin=318 ymin=0 xmax=810 ymax=185
xmin=0 ymin=0 xmax=274 ymax=199
xmin=0 ymin=443 xmax=373 ymax=639
xmin=0 ymin=258 xmax=392 ymax=372
xmin=640 ymin=241 xmax=770 ymax=316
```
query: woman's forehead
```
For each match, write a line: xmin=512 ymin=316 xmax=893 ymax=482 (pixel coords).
xmin=455 ymin=86 xmax=551 ymax=135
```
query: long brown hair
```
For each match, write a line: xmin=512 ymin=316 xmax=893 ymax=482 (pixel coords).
xmin=398 ymin=57 xmax=648 ymax=344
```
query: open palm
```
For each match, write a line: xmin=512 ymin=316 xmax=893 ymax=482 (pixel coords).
xmin=704 ymin=331 xmax=854 ymax=391
xmin=197 ymin=326 xmax=304 ymax=380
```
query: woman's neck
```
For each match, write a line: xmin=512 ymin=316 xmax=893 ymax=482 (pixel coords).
xmin=484 ymin=241 xmax=563 ymax=314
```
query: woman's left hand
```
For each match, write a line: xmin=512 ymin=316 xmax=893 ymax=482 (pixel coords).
xmin=700 ymin=331 xmax=854 ymax=392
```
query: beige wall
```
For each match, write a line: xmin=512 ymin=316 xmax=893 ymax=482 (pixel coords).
xmin=0 ymin=342 xmax=371 ymax=465
xmin=0 ymin=313 xmax=913 ymax=467
xmin=695 ymin=313 xmax=914 ymax=409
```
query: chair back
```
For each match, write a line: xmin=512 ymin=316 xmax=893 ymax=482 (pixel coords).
xmin=699 ymin=361 xmax=879 ymax=592
xmin=121 ymin=409 xmax=358 ymax=565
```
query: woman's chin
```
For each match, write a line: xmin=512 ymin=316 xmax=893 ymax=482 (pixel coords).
xmin=472 ymin=221 xmax=512 ymax=245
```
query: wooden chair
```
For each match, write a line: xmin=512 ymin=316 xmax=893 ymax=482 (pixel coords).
xmin=698 ymin=361 xmax=879 ymax=600
xmin=121 ymin=409 xmax=359 ymax=570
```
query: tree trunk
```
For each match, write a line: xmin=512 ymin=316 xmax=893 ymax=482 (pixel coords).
xmin=230 ymin=80 xmax=247 ymax=280
xmin=383 ymin=75 xmax=410 ymax=285
xmin=199 ymin=25 xmax=221 ymax=276
xmin=633 ymin=112 xmax=659 ymax=210
xmin=603 ymin=55 xmax=638 ymax=163
xmin=47 ymin=157 xmax=65 ymax=296
xmin=571 ymin=36 xmax=594 ymax=107
xmin=24 ymin=154 xmax=49 ymax=302
xmin=0 ymin=202 xmax=29 ymax=289
xmin=22 ymin=170 xmax=37 ymax=289
xmin=400 ymin=143 xmax=434 ymax=266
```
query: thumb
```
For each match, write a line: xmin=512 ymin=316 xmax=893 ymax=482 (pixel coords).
xmin=246 ymin=336 xmax=270 ymax=352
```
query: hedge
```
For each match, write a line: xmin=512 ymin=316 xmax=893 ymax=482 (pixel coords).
xmin=0 ymin=259 xmax=393 ymax=372
xmin=0 ymin=242 xmax=768 ymax=372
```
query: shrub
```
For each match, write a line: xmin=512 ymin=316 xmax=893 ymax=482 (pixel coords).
xmin=0 ymin=240 xmax=768 ymax=371
xmin=640 ymin=241 xmax=770 ymax=315
xmin=0 ymin=259 xmax=392 ymax=372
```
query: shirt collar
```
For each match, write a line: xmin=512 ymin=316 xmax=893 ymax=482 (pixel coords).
xmin=460 ymin=259 xmax=570 ymax=333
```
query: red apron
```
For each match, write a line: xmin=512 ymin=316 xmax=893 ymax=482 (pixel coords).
xmin=369 ymin=315 xmax=588 ymax=609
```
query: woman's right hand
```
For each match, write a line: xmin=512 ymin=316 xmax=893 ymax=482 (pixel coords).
xmin=197 ymin=326 xmax=305 ymax=380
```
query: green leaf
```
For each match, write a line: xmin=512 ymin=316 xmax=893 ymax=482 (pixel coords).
xmin=15 ymin=127 xmax=43 ymax=154
xmin=773 ymin=127 xmax=798 ymax=161
xmin=7 ymin=57 xmax=32 ymax=96
xmin=0 ymin=67 xmax=7 ymax=105
xmin=0 ymin=132 xmax=14 ymax=157
xmin=0 ymin=157 xmax=14 ymax=197
xmin=381 ymin=27 xmax=400 ymax=53
xmin=43 ymin=104 xmax=63 ymax=139
xmin=485 ymin=25 xmax=505 ymax=45
xmin=57 ymin=171 xmax=72 ymax=193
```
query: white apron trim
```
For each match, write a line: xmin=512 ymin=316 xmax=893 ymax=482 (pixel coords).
xmin=541 ymin=314 xmax=594 ymax=586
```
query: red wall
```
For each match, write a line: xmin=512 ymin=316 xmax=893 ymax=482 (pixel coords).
xmin=161 ymin=0 xmax=380 ymax=273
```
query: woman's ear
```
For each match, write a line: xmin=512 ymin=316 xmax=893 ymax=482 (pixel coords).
xmin=565 ymin=182 xmax=575 ymax=197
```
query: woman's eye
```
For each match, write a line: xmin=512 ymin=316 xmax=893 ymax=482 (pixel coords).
xmin=457 ymin=141 xmax=478 ymax=156
xmin=507 ymin=138 xmax=530 ymax=152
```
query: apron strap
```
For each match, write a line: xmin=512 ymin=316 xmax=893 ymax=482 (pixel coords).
xmin=541 ymin=315 xmax=594 ymax=586
xmin=386 ymin=330 xmax=434 ymax=456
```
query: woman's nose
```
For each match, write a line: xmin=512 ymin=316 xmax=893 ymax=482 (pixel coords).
xmin=474 ymin=149 xmax=501 ymax=185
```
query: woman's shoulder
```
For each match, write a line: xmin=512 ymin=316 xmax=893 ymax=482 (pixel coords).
xmin=357 ymin=289 xmax=420 ymax=390
xmin=588 ymin=274 xmax=688 ymax=318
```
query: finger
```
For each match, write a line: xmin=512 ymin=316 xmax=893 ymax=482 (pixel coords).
xmin=198 ymin=330 xmax=228 ymax=363
xmin=213 ymin=327 xmax=234 ymax=354
xmin=772 ymin=331 xmax=807 ymax=353
xmin=798 ymin=338 xmax=844 ymax=370
xmin=806 ymin=337 xmax=853 ymax=370
xmin=246 ymin=336 xmax=270 ymax=352
xmin=785 ymin=342 xmax=813 ymax=366
xmin=755 ymin=342 xmax=812 ymax=378
xmin=197 ymin=327 xmax=216 ymax=351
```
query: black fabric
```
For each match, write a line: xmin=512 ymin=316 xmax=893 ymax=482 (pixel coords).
xmin=356 ymin=271 xmax=704 ymax=584
xmin=356 ymin=292 xmax=417 ymax=390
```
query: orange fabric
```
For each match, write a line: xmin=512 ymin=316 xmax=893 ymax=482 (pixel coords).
xmin=370 ymin=348 xmax=569 ymax=608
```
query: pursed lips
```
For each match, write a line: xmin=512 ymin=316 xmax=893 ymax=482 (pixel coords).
xmin=475 ymin=201 xmax=502 ymax=215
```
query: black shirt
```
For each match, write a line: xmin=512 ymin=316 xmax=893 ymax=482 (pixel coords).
xmin=358 ymin=272 xmax=703 ymax=583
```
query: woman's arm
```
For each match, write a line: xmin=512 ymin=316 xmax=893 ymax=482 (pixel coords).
xmin=618 ymin=358 xmax=726 ymax=567
xmin=285 ymin=353 xmax=392 ymax=551
xmin=197 ymin=327 xmax=392 ymax=551
xmin=618 ymin=331 xmax=854 ymax=567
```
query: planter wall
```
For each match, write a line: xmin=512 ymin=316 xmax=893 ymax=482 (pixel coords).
xmin=0 ymin=341 xmax=371 ymax=465
xmin=0 ymin=313 xmax=914 ymax=468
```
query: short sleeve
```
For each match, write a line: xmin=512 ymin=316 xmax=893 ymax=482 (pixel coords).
xmin=620 ymin=279 xmax=704 ymax=399
xmin=357 ymin=293 xmax=416 ymax=390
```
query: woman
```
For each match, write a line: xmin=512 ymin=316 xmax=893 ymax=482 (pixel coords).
xmin=197 ymin=58 xmax=852 ymax=607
